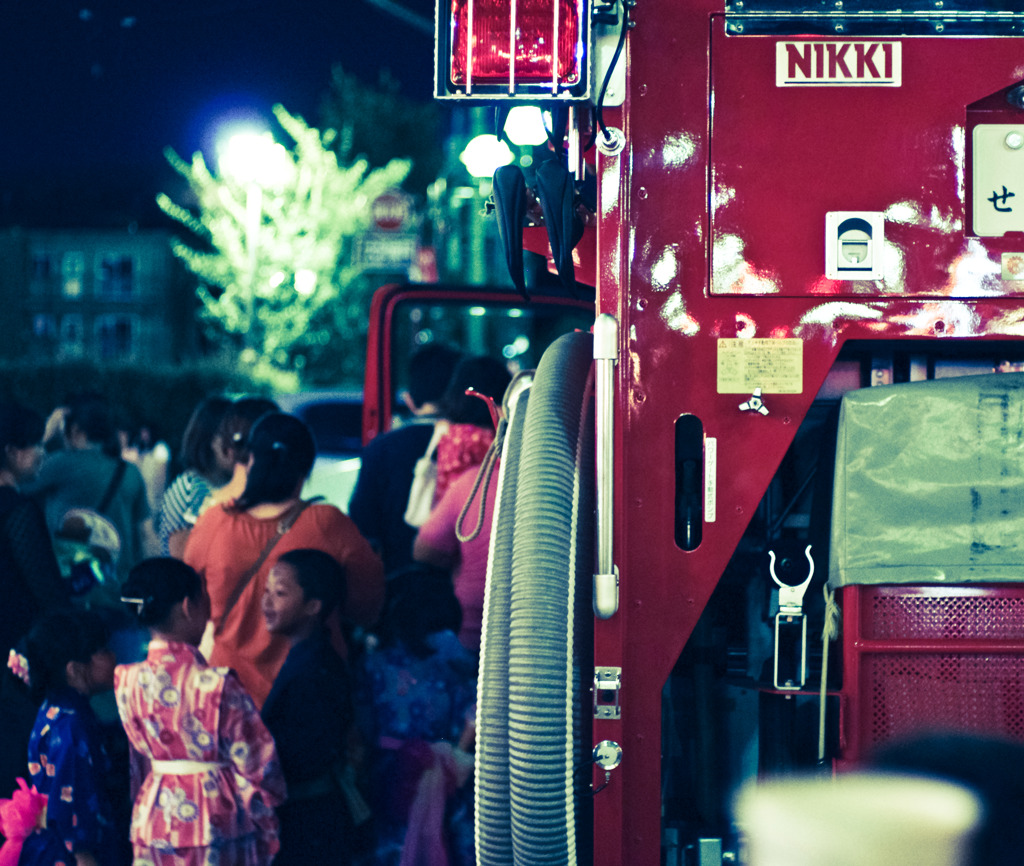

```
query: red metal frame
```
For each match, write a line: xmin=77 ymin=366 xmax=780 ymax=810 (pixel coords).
xmin=583 ymin=5 xmax=1024 ymax=864
xmin=419 ymin=0 xmax=1024 ymax=860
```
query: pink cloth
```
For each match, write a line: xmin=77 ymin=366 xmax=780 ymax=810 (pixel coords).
xmin=433 ymin=424 xmax=494 ymax=504
xmin=0 ymin=779 xmax=47 ymax=866
xmin=114 ymin=640 xmax=286 ymax=861
xmin=416 ymin=465 xmax=498 ymax=652
xmin=400 ymin=743 xmax=474 ymax=866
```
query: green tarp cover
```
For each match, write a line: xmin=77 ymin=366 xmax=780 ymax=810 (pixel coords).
xmin=829 ymin=372 xmax=1024 ymax=588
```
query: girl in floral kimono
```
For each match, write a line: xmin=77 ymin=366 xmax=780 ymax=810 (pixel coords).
xmin=114 ymin=557 xmax=285 ymax=866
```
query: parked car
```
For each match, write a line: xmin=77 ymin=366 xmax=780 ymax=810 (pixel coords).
xmin=275 ymin=390 xmax=363 ymax=512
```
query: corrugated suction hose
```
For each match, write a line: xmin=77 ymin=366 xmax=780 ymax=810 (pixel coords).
xmin=476 ymin=383 xmax=530 ymax=866
xmin=475 ymin=329 xmax=595 ymax=866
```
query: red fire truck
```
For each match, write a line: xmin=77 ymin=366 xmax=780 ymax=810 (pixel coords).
xmin=364 ymin=1 xmax=1024 ymax=863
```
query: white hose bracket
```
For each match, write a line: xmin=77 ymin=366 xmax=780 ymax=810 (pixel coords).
xmin=769 ymin=545 xmax=814 ymax=691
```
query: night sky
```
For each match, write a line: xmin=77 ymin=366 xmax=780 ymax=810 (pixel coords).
xmin=0 ymin=0 xmax=437 ymax=227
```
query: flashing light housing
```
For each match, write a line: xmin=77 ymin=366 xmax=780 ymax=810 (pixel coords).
xmin=436 ymin=0 xmax=589 ymax=99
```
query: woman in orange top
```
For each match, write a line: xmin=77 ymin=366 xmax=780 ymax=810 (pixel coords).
xmin=184 ymin=412 xmax=383 ymax=707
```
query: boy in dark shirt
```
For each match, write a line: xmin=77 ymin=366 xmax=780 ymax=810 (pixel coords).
xmin=261 ymin=548 xmax=366 ymax=866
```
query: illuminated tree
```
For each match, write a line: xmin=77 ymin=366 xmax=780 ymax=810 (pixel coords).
xmin=157 ymin=104 xmax=410 ymax=386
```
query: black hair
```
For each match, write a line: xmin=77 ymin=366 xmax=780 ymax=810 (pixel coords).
xmin=377 ymin=565 xmax=462 ymax=659
xmin=0 ymin=402 xmax=45 ymax=456
xmin=233 ymin=412 xmax=316 ymax=511
xmin=276 ymin=548 xmax=346 ymax=620
xmin=130 ymin=421 xmax=161 ymax=452
xmin=217 ymin=397 xmax=279 ymax=466
xmin=64 ymin=393 xmax=116 ymax=452
xmin=438 ymin=355 xmax=512 ymax=428
xmin=407 ymin=344 xmax=462 ymax=410
xmin=121 ymin=557 xmax=203 ymax=629
xmin=181 ymin=396 xmax=232 ymax=479
xmin=24 ymin=610 xmax=109 ymax=703
xmin=870 ymin=733 xmax=1024 ymax=866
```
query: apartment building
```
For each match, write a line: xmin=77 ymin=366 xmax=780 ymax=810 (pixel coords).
xmin=0 ymin=227 xmax=197 ymax=364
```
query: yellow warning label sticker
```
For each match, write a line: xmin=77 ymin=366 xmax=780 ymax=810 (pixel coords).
xmin=717 ymin=338 xmax=803 ymax=394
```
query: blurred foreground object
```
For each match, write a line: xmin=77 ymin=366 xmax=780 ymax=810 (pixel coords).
xmin=734 ymin=772 xmax=981 ymax=866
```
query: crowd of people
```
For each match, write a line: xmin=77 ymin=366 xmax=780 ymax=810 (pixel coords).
xmin=0 ymin=344 xmax=512 ymax=866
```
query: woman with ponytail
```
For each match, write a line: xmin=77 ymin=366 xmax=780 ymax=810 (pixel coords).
xmin=183 ymin=413 xmax=383 ymax=707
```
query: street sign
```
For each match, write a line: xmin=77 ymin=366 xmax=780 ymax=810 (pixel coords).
xmin=372 ymin=191 xmax=412 ymax=232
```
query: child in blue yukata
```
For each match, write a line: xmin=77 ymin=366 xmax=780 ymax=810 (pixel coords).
xmin=261 ymin=547 xmax=365 ymax=866
xmin=21 ymin=609 xmax=126 ymax=866
xmin=357 ymin=566 xmax=477 ymax=866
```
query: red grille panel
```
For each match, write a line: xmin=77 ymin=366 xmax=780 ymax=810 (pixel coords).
xmin=840 ymin=585 xmax=1024 ymax=764
xmin=865 ymin=653 xmax=1024 ymax=744
xmin=866 ymin=593 xmax=1024 ymax=641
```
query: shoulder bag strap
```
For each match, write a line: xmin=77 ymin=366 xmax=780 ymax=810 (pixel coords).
xmin=215 ymin=498 xmax=320 ymax=635
xmin=425 ymin=420 xmax=448 ymax=460
xmin=97 ymin=460 xmax=128 ymax=515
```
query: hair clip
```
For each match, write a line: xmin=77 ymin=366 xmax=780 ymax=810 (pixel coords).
xmin=120 ymin=595 xmax=147 ymax=615
xmin=6 ymin=649 xmax=29 ymax=687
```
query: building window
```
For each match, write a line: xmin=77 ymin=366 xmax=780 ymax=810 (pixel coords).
xmin=29 ymin=252 xmax=55 ymax=296
xmin=96 ymin=255 xmax=135 ymax=298
xmin=59 ymin=314 xmax=84 ymax=358
xmin=61 ymin=252 xmax=85 ymax=298
xmin=32 ymin=315 xmax=56 ymax=340
xmin=95 ymin=314 xmax=136 ymax=360
xmin=30 ymin=315 xmax=57 ymax=357
xmin=31 ymin=252 xmax=54 ymax=279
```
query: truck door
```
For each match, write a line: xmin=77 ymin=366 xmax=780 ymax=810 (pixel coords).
xmin=362 ymin=281 xmax=594 ymax=440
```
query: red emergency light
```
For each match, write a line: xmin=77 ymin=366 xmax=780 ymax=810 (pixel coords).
xmin=436 ymin=0 xmax=589 ymax=99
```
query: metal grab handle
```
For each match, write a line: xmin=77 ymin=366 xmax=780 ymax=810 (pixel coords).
xmin=594 ymin=313 xmax=619 ymax=619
